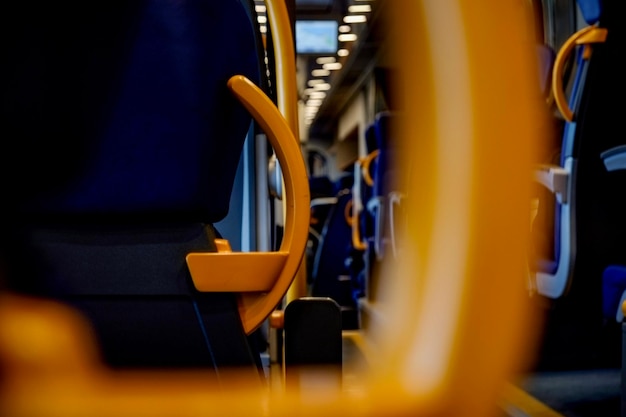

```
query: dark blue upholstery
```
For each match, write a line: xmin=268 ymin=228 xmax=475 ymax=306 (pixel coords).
xmin=1 ymin=1 xmax=265 ymax=373
xmin=533 ymin=0 xmax=604 ymax=280
xmin=602 ymin=266 xmax=626 ymax=320
xmin=577 ymin=0 xmax=603 ymax=25
xmin=310 ymin=174 xmax=363 ymax=329
xmin=5 ymin=1 xmax=259 ymax=223
xmin=366 ymin=111 xmax=399 ymax=261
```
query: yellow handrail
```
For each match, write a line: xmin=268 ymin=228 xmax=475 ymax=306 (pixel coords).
xmin=229 ymin=75 xmax=310 ymax=333
xmin=186 ymin=75 xmax=310 ymax=334
xmin=265 ymin=0 xmax=307 ymax=303
xmin=552 ymin=25 xmax=607 ymax=122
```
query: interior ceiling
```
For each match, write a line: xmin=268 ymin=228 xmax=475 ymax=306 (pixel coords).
xmin=294 ymin=0 xmax=384 ymax=142
xmin=253 ymin=0 xmax=384 ymax=143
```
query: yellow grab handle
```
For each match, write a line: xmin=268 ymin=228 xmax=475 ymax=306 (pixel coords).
xmin=350 ymin=150 xmax=380 ymax=251
xmin=186 ymin=75 xmax=309 ymax=334
xmin=229 ymin=75 xmax=310 ymax=334
xmin=552 ymin=25 xmax=607 ymax=121
xmin=349 ymin=199 xmax=368 ymax=251
xmin=361 ymin=150 xmax=380 ymax=187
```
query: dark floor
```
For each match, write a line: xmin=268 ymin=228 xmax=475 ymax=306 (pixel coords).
xmin=516 ymin=367 xmax=621 ymax=417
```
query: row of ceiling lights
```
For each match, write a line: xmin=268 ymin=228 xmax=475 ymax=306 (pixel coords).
xmin=252 ymin=1 xmax=373 ymax=128
xmin=302 ymin=1 xmax=373 ymax=127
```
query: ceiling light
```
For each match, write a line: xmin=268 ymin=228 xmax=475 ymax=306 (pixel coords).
xmin=338 ymin=33 xmax=358 ymax=42
xmin=348 ymin=5 xmax=372 ymax=13
xmin=312 ymin=69 xmax=331 ymax=77
xmin=316 ymin=56 xmax=336 ymax=64
xmin=307 ymin=79 xmax=325 ymax=86
xmin=313 ymin=83 xmax=331 ymax=91
xmin=343 ymin=15 xmax=367 ymax=24
xmin=322 ymin=62 xmax=342 ymax=70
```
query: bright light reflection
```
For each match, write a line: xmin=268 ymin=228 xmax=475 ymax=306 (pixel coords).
xmin=343 ymin=15 xmax=367 ymax=23
xmin=316 ymin=56 xmax=336 ymax=64
xmin=313 ymin=83 xmax=331 ymax=91
xmin=348 ymin=5 xmax=371 ymax=13
xmin=322 ymin=62 xmax=342 ymax=70
xmin=338 ymin=33 xmax=358 ymax=42
xmin=312 ymin=69 xmax=331 ymax=77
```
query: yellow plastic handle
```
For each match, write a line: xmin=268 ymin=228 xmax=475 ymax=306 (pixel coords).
xmin=361 ymin=150 xmax=380 ymax=187
xmin=185 ymin=77 xmax=309 ymax=334
xmin=228 ymin=75 xmax=310 ymax=334
xmin=349 ymin=199 xmax=368 ymax=251
xmin=552 ymin=25 xmax=608 ymax=122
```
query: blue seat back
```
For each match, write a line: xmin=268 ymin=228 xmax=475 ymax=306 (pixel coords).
xmin=310 ymin=173 xmax=362 ymax=329
xmin=1 ymin=1 xmax=266 ymax=373
xmin=4 ymin=1 xmax=260 ymax=223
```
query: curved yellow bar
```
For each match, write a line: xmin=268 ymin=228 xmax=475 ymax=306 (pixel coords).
xmin=227 ymin=75 xmax=310 ymax=334
xmin=344 ymin=199 xmax=354 ymax=226
xmin=186 ymin=75 xmax=309 ymax=333
xmin=0 ymin=2 xmax=544 ymax=416
xmin=552 ymin=25 xmax=607 ymax=122
xmin=350 ymin=150 xmax=380 ymax=251
xmin=350 ymin=200 xmax=368 ymax=251
xmin=361 ymin=150 xmax=380 ymax=188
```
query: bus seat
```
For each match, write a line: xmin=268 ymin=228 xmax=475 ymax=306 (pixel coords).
xmin=1 ymin=0 xmax=307 ymax=375
xmin=531 ymin=0 xmax=609 ymax=298
xmin=530 ymin=0 xmax=625 ymax=369
xmin=310 ymin=174 xmax=363 ymax=330
xmin=307 ymin=175 xmax=338 ymax=285
xmin=364 ymin=112 xmax=403 ymax=262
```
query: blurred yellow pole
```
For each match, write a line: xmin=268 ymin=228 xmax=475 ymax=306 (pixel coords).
xmin=264 ymin=0 xmax=307 ymax=303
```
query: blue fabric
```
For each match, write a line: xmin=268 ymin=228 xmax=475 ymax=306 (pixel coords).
xmin=537 ymin=46 xmax=588 ymax=274
xmin=6 ymin=1 xmax=261 ymax=223
xmin=602 ymin=265 xmax=626 ymax=319
xmin=576 ymin=0 xmax=603 ymax=25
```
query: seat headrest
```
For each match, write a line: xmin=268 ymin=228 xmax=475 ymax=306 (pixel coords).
xmin=576 ymin=0 xmax=603 ymax=25
xmin=3 ymin=1 xmax=262 ymax=225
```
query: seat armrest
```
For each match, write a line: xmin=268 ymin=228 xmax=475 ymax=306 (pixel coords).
xmin=534 ymin=164 xmax=569 ymax=204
